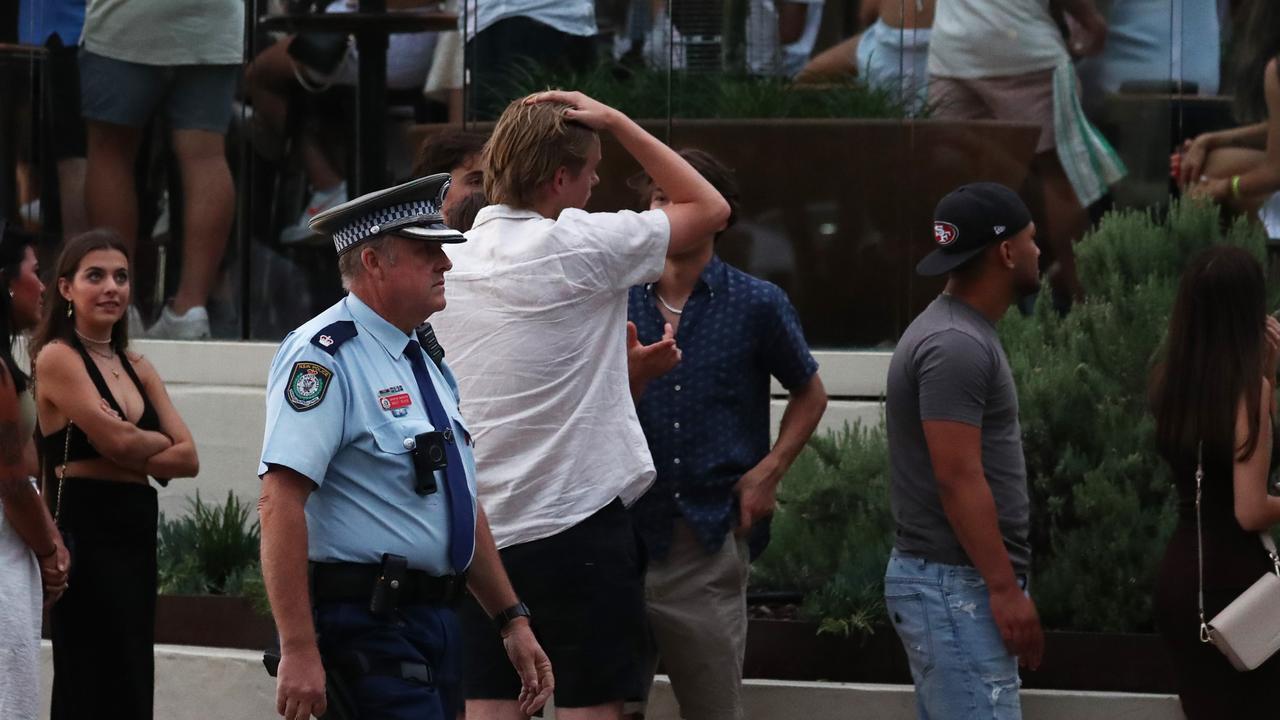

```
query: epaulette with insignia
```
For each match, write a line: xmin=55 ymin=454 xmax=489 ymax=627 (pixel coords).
xmin=415 ymin=322 xmax=446 ymax=370
xmin=311 ymin=321 xmax=358 ymax=356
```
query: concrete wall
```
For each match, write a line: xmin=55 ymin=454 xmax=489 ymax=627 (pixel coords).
xmin=37 ymin=643 xmax=1184 ymax=720
xmin=130 ymin=340 xmax=889 ymax=517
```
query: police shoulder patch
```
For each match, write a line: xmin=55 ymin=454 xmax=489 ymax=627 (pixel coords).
xmin=286 ymin=361 xmax=334 ymax=412
xmin=311 ymin=321 xmax=358 ymax=356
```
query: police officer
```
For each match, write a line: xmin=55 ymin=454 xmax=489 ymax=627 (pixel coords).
xmin=258 ymin=174 xmax=553 ymax=720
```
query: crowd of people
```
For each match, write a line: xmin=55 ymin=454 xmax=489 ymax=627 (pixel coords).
xmin=8 ymin=0 xmax=1280 ymax=335
xmin=0 ymin=89 xmax=1275 ymax=720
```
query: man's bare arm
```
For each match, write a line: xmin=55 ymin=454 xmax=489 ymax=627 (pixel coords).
xmin=922 ymin=420 xmax=1043 ymax=669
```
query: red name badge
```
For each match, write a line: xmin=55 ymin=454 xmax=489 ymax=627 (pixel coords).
xmin=379 ymin=393 xmax=413 ymax=410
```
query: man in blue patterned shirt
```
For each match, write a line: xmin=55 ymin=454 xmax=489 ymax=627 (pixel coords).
xmin=626 ymin=149 xmax=828 ymax=719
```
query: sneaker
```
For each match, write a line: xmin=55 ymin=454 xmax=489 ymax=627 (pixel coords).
xmin=127 ymin=305 xmax=147 ymax=338
xmin=20 ymin=198 xmax=40 ymax=226
xmin=152 ymin=190 xmax=171 ymax=239
xmin=146 ymin=305 xmax=211 ymax=340
xmin=280 ymin=182 xmax=348 ymax=245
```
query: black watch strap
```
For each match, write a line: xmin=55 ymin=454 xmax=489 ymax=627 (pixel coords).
xmin=492 ymin=601 xmax=531 ymax=634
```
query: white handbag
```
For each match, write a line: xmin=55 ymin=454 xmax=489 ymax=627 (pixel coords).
xmin=1195 ymin=442 xmax=1280 ymax=671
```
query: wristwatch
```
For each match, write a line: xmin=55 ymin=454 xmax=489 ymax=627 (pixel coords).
xmin=492 ymin=601 xmax=531 ymax=634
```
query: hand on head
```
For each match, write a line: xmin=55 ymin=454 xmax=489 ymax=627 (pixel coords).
xmin=524 ymin=91 xmax=617 ymax=131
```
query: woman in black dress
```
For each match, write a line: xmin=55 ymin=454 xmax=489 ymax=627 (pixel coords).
xmin=32 ymin=230 xmax=199 ymax=719
xmin=1152 ymin=245 xmax=1280 ymax=717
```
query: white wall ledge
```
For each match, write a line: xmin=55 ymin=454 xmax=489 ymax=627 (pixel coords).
xmin=37 ymin=642 xmax=1184 ymax=720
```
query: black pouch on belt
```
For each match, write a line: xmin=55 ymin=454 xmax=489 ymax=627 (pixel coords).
xmin=370 ymin=553 xmax=408 ymax=616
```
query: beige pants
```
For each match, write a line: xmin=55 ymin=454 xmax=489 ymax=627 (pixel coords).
xmin=635 ymin=520 xmax=750 ymax=720
xmin=929 ymin=69 xmax=1058 ymax=154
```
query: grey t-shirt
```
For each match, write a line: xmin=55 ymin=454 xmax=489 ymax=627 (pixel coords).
xmin=83 ymin=0 xmax=245 ymax=66
xmin=885 ymin=294 xmax=1031 ymax=573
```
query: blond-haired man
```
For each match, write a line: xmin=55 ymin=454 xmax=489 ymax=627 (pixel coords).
xmin=430 ymin=92 xmax=729 ymax=720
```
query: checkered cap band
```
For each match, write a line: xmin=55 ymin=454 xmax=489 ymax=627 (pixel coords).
xmin=332 ymin=199 xmax=440 ymax=254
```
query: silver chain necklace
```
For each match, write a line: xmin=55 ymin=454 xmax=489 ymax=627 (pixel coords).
xmin=655 ymin=290 xmax=684 ymax=315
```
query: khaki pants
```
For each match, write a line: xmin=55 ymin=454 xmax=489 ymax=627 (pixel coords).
xmin=636 ymin=520 xmax=750 ymax=720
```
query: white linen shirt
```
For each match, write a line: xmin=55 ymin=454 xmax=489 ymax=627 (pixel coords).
xmin=430 ymin=204 xmax=670 ymax=548
xmin=927 ymin=0 xmax=1068 ymax=80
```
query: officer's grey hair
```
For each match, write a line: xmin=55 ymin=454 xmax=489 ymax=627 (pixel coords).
xmin=338 ymin=235 xmax=398 ymax=290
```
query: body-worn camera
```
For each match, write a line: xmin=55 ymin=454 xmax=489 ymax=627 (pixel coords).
xmin=409 ymin=430 xmax=447 ymax=495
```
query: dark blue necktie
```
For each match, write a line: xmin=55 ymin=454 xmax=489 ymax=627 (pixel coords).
xmin=405 ymin=339 xmax=475 ymax=572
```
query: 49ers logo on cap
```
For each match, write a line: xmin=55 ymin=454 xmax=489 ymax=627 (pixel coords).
xmin=934 ymin=221 xmax=960 ymax=247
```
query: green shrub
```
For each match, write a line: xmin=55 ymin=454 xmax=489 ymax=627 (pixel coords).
xmin=752 ymin=421 xmax=894 ymax=636
xmin=157 ymin=491 xmax=261 ymax=597
xmin=500 ymin=63 xmax=922 ymax=120
xmin=757 ymin=201 xmax=1270 ymax=635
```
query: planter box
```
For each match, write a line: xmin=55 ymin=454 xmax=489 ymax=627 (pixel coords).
xmin=593 ymin=119 xmax=1040 ymax=347
xmin=744 ymin=619 xmax=1176 ymax=694
xmin=413 ymin=118 xmax=1041 ymax=347
xmin=155 ymin=594 xmax=275 ymax=650
xmin=121 ymin=596 xmax=1179 ymax=695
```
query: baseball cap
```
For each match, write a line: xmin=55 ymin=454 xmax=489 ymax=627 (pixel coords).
xmin=915 ymin=182 xmax=1032 ymax=277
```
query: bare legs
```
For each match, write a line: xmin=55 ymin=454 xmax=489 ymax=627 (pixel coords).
xmin=85 ymin=120 xmax=231 ymax=318
xmin=85 ymin=120 xmax=143 ymax=258
xmin=169 ymin=129 xmax=233 ymax=316
xmin=1033 ymin=151 xmax=1090 ymax=303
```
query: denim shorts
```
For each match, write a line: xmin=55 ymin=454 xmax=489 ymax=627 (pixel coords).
xmin=79 ymin=49 xmax=238 ymax=133
xmin=884 ymin=551 xmax=1024 ymax=720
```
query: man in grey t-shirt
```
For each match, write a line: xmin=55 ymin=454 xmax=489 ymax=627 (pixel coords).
xmin=884 ymin=183 xmax=1044 ymax=720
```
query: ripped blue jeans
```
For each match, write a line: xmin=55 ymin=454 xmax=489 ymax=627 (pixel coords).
xmin=884 ymin=550 xmax=1023 ymax=720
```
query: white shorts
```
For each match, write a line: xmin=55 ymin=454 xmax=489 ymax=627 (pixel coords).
xmin=856 ymin=19 xmax=931 ymax=112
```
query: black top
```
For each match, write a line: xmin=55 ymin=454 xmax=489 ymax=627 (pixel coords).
xmin=1163 ymin=422 xmax=1280 ymax=603
xmin=1172 ymin=424 xmax=1280 ymax=531
xmin=40 ymin=342 xmax=161 ymax=467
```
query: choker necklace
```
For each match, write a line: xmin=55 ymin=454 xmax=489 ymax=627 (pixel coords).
xmin=655 ymin=290 xmax=684 ymax=315
xmin=75 ymin=329 xmax=112 ymax=345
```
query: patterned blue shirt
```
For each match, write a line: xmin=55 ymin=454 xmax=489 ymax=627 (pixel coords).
xmin=628 ymin=255 xmax=818 ymax=560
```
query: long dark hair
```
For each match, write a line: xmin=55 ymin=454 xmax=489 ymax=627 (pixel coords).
xmin=0 ymin=220 xmax=33 ymax=393
xmin=30 ymin=229 xmax=133 ymax=364
xmin=1152 ymin=246 xmax=1268 ymax=469
xmin=1231 ymin=0 xmax=1280 ymax=122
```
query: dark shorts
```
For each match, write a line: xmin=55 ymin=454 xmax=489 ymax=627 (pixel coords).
xmin=79 ymin=49 xmax=239 ymax=133
xmin=314 ymin=601 xmax=463 ymax=720
xmin=460 ymin=498 xmax=647 ymax=707
xmin=464 ymin=16 xmax=596 ymax=120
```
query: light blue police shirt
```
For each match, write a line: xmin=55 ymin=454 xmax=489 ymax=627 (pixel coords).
xmin=258 ymin=293 xmax=478 ymax=575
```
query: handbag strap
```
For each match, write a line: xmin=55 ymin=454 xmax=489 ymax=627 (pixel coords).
xmin=1194 ymin=440 xmax=1280 ymax=645
xmin=54 ymin=420 xmax=70 ymax=522
xmin=1196 ymin=441 xmax=1210 ymax=643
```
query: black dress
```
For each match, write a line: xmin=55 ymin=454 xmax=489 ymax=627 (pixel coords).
xmin=1154 ymin=431 xmax=1280 ymax=718
xmin=43 ymin=343 xmax=163 ymax=720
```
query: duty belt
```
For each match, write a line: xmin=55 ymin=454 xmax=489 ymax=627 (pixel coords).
xmin=309 ymin=562 xmax=465 ymax=606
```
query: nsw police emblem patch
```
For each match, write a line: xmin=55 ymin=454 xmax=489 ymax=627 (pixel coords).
xmin=286 ymin=361 xmax=333 ymax=412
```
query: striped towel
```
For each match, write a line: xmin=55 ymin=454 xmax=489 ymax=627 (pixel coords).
xmin=1053 ymin=62 xmax=1127 ymax=207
